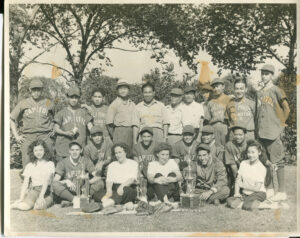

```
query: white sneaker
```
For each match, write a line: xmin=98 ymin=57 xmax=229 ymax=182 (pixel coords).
xmin=258 ymin=200 xmax=279 ymax=210
xmin=271 ymin=192 xmax=287 ymax=202
xmin=266 ymin=189 xmax=275 ymax=199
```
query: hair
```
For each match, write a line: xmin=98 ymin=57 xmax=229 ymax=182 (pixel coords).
xmin=142 ymin=82 xmax=155 ymax=92
xmin=153 ymin=142 xmax=172 ymax=158
xmin=234 ymin=77 xmax=248 ymax=88
xmin=27 ymin=139 xmax=52 ymax=164
xmin=91 ymin=88 xmax=105 ymax=97
xmin=111 ymin=142 xmax=132 ymax=160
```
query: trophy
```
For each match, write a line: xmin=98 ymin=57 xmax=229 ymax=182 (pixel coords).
xmin=73 ymin=167 xmax=90 ymax=209
xmin=137 ymin=156 xmax=147 ymax=201
xmin=180 ymin=154 xmax=200 ymax=208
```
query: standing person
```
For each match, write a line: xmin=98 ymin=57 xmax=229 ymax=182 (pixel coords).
xmin=165 ymin=88 xmax=184 ymax=145
xmin=181 ymin=86 xmax=204 ymax=142
xmin=225 ymin=77 xmax=256 ymax=140
xmin=10 ymin=78 xmax=55 ymax=168
xmin=132 ymin=82 xmax=169 ymax=144
xmin=81 ymin=88 xmax=111 ymax=142
xmin=199 ymin=83 xmax=213 ymax=125
xmin=207 ymin=78 xmax=231 ymax=146
xmin=194 ymin=144 xmax=230 ymax=205
xmin=106 ymin=80 xmax=136 ymax=148
xmin=256 ymin=64 xmax=290 ymax=201
xmin=54 ymin=86 xmax=93 ymax=162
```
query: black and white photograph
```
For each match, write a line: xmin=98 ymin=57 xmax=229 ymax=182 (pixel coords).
xmin=4 ymin=0 xmax=299 ymax=235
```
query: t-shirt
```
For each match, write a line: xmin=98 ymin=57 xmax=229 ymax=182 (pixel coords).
xmin=147 ymin=159 xmax=180 ymax=178
xmin=225 ymin=97 xmax=255 ymax=131
xmin=55 ymin=157 xmax=95 ymax=184
xmin=207 ymin=94 xmax=231 ymax=124
xmin=54 ymin=107 xmax=92 ymax=158
xmin=224 ymin=140 xmax=247 ymax=166
xmin=165 ymin=104 xmax=183 ymax=134
xmin=106 ymin=159 xmax=138 ymax=184
xmin=238 ymin=159 xmax=266 ymax=195
xmin=11 ymin=97 xmax=54 ymax=134
xmin=23 ymin=160 xmax=55 ymax=187
xmin=181 ymin=101 xmax=204 ymax=129
xmin=256 ymin=85 xmax=287 ymax=140
xmin=89 ymin=105 xmax=109 ymax=137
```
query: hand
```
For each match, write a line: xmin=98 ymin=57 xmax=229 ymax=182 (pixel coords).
xmin=117 ymin=185 xmax=124 ymax=196
xmin=81 ymin=104 xmax=92 ymax=113
xmin=15 ymin=135 xmax=24 ymax=144
xmin=47 ymin=130 xmax=55 ymax=138
xmin=199 ymin=190 xmax=213 ymax=200
xmin=65 ymin=180 xmax=76 ymax=192
xmin=65 ymin=131 xmax=75 ymax=138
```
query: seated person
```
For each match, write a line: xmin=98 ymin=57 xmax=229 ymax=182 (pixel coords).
xmin=52 ymin=140 xmax=103 ymax=206
xmin=227 ymin=141 xmax=268 ymax=211
xmin=83 ymin=125 xmax=113 ymax=177
xmin=12 ymin=140 xmax=55 ymax=210
xmin=147 ymin=142 xmax=183 ymax=204
xmin=195 ymin=144 xmax=230 ymax=205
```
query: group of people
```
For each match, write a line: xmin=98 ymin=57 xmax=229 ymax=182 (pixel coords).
xmin=11 ymin=64 xmax=290 ymax=213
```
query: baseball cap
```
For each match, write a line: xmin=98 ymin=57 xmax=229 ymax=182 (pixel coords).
xmin=90 ymin=125 xmax=103 ymax=135
xmin=230 ymin=125 xmax=247 ymax=133
xmin=29 ymin=79 xmax=44 ymax=89
xmin=261 ymin=64 xmax=275 ymax=74
xmin=184 ymin=86 xmax=196 ymax=94
xmin=170 ymin=88 xmax=184 ymax=96
xmin=200 ymin=83 xmax=213 ymax=92
xmin=140 ymin=127 xmax=153 ymax=135
xmin=117 ymin=79 xmax=130 ymax=88
xmin=69 ymin=140 xmax=82 ymax=149
xmin=67 ymin=86 xmax=81 ymax=97
xmin=196 ymin=143 xmax=211 ymax=153
xmin=210 ymin=78 xmax=224 ymax=86
xmin=182 ymin=125 xmax=195 ymax=134
xmin=202 ymin=125 xmax=214 ymax=134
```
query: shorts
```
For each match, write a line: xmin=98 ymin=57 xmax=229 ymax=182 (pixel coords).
xmin=259 ymin=136 xmax=285 ymax=167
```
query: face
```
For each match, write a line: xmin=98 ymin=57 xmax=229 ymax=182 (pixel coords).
xmin=234 ymin=82 xmax=247 ymax=99
xmin=143 ymin=86 xmax=155 ymax=103
xmin=212 ymin=83 xmax=224 ymax=96
xmin=30 ymin=88 xmax=43 ymax=100
xmin=170 ymin=94 xmax=182 ymax=106
xmin=197 ymin=150 xmax=211 ymax=166
xmin=201 ymin=133 xmax=214 ymax=144
xmin=141 ymin=132 xmax=153 ymax=146
xmin=117 ymin=86 xmax=129 ymax=98
xmin=202 ymin=90 xmax=210 ymax=101
xmin=33 ymin=145 xmax=45 ymax=160
xmin=233 ymin=129 xmax=245 ymax=144
xmin=91 ymin=132 xmax=103 ymax=145
xmin=157 ymin=150 xmax=170 ymax=165
xmin=261 ymin=71 xmax=273 ymax=85
xmin=184 ymin=91 xmax=195 ymax=104
xmin=183 ymin=133 xmax=194 ymax=144
xmin=114 ymin=146 xmax=127 ymax=163
xmin=247 ymin=146 xmax=261 ymax=163
xmin=69 ymin=144 xmax=82 ymax=160
xmin=68 ymin=95 xmax=80 ymax=107
xmin=92 ymin=92 xmax=104 ymax=106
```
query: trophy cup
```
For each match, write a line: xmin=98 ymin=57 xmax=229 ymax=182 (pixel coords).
xmin=180 ymin=154 xmax=200 ymax=208
xmin=73 ymin=168 xmax=90 ymax=209
xmin=137 ymin=156 xmax=147 ymax=201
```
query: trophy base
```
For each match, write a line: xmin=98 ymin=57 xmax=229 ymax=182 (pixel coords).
xmin=73 ymin=196 xmax=90 ymax=209
xmin=180 ymin=193 xmax=200 ymax=208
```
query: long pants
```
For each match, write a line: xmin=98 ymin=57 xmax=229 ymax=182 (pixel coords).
xmin=148 ymin=172 xmax=180 ymax=202
xmin=113 ymin=126 xmax=133 ymax=148
xmin=211 ymin=122 xmax=228 ymax=146
xmin=194 ymin=186 xmax=230 ymax=203
xmin=227 ymin=191 xmax=266 ymax=211
xmin=21 ymin=132 xmax=54 ymax=168
xmin=52 ymin=179 xmax=104 ymax=202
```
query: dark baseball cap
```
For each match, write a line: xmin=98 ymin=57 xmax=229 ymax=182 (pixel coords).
xmin=202 ymin=125 xmax=214 ymax=134
xmin=182 ymin=125 xmax=195 ymax=134
xmin=170 ymin=88 xmax=184 ymax=96
xmin=210 ymin=78 xmax=224 ymax=86
xmin=69 ymin=140 xmax=82 ymax=149
xmin=140 ymin=127 xmax=153 ymax=135
xmin=230 ymin=125 xmax=247 ymax=133
xmin=90 ymin=125 xmax=103 ymax=135
xmin=67 ymin=86 xmax=81 ymax=97
xmin=200 ymin=83 xmax=213 ymax=92
xmin=260 ymin=64 xmax=275 ymax=74
xmin=184 ymin=86 xmax=196 ymax=93
xmin=196 ymin=143 xmax=211 ymax=153
xmin=29 ymin=79 xmax=44 ymax=89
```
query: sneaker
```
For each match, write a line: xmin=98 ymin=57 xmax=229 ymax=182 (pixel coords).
xmin=258 ymin=200 xmax=279 ymax=210
xmin=266 ymin=188 xmax=275 ymax=199
xmin=271 ymin=192 xmax=287 ymax=202
xmin=81 ymin=201 xmax=102 ymax=213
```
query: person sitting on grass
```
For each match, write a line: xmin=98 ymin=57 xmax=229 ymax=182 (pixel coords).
xmin=52 ymin=140 xmax=103 ymax=207
xmin=147 ymin=142 xmax=183 ymax=205
xmin=194 ymin=143 xmax=230 ymax=205
xmin=12 ymin=139 xmax=55 ymax=210
xmin=227 ymin=140 xmax=269 ymax=210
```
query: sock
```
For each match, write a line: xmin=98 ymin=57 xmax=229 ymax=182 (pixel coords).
xmin=277 ymin=167 xmax=285 ymax=192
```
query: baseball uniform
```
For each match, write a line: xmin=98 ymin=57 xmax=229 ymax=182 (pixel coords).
xmin=165 ymin=104 xmax=183 ymax=145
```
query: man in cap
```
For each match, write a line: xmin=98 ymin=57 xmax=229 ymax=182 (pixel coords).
xmin=180 ymin=86 xmax=204 ymax=142
xmin=132 ymin=82 xmax=169 ymax=144
xmin=256 ymin=64 xmax=290 ymax=201
xmin=106 ymin=79 xmax=135 ymax=148
xmin=206 ymin=78 xmax=231 ymax=146
xmin=54 ymin=86 xmax=93 ymax=162
xmin=52 ymin=140 xmax=103 ymax=206
xmin=195 ymin=143 xmax=230 ymax=205
xmin=11 ymin=78 xmax=55 ymax=168
xmin=165 ymin=88 xmax=184 ymax=145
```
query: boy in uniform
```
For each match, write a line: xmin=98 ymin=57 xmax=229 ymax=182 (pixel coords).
xmin=207 ymin=78 xmax=231 ymax=146
xmin=10 ymin=78 xmax=55 ymax=168
xmin=106 ymin=80 xmax=135 ymax=148
xmin=225 ymin=77 xmax=256 ymax=140
xmin=256 ymin=64 xmax=290 ymax=201
xmin=54 ymin=86 xmax=93 ymax=162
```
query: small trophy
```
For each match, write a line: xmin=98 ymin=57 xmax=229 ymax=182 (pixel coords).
xmin=180 ymin=154 xmax=200 ymax=208
xmin=73 ymin=168 xmax=90 ymax=209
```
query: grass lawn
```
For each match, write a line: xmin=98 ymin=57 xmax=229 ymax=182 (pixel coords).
xmin=8 ymin=166 xmax=297 ymax=233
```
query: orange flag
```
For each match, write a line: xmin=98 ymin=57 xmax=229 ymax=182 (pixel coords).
xmin=51 ymin=62 xmax=62 ymax=79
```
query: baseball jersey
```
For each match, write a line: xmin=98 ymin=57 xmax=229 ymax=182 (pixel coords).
xmin=83 ymin=139 xmax=112 ymax=165
xmin=106 ymin=159 xmax=138 ymax=184
xmin=209 ymin=141 xmax=225 ymax=163
xmin=106 ymin=97 xmax=135 ymax=127
xmin=224 ymin=140 xmax=247 ymax=166
xmin=11 ymin=97 xmax=54 ymax=134
xmin=181 ymin=101 xmax=204 ymax=128
xmin=172 ymin=139 xmax=199 ymax=161
xmin=207 ymin=94 xmax=231 ymax=124
xmin=256 ymin=85 xmax=287 ymax=140
xmin=225 ymin=97 xmax=255 ymax=131
xmin=147 ymin=159 xmax=180 ymax=178
xmin=89 ymin=105 xmax=109 ymax=137
xmin=55 ymin=156 xmax=95 ymax=184
xmin=165 ymin=104 xmax=183 ymax=134
xmin=54 ymin=107 xmax=92 ymax=157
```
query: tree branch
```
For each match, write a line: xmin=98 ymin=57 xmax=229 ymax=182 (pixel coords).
xmin=30 ymin=61 xmax=74 ymax=77
xmin=104 ymin=47 xmax=140 ymax=52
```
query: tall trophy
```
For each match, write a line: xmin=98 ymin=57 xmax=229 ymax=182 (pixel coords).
xmin=180 ymin=154 xmax=200 ymax=208
xmin=73 ymin=167 xmax=90 ymax=209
